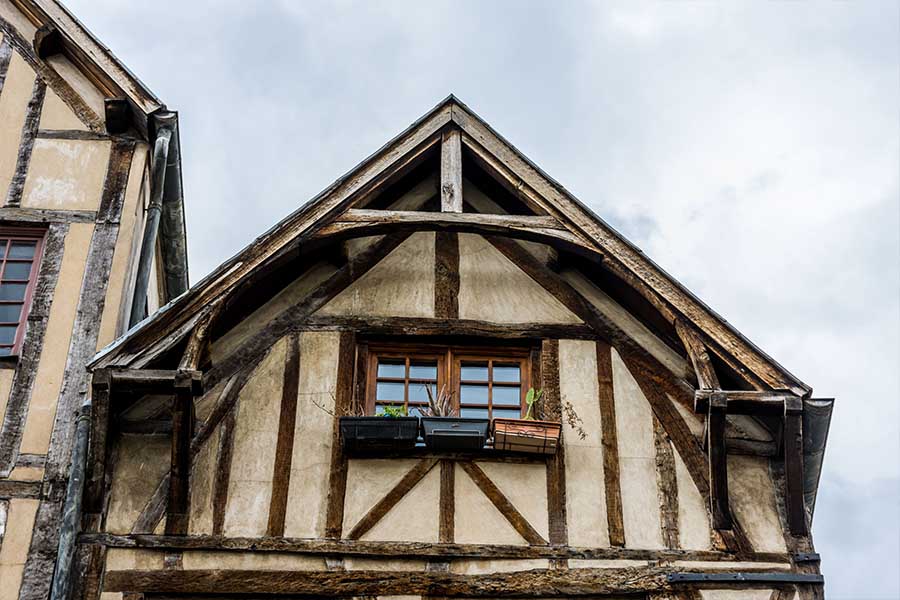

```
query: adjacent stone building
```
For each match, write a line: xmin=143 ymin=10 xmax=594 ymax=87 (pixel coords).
xmin=0 ymin=2 xmax=833 ymax=600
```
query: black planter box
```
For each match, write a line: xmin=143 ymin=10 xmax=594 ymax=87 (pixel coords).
xmin=340 ymin=417 xmax=420 ymax=452
xmin=421 ymin=417 xmax=489 ymax=451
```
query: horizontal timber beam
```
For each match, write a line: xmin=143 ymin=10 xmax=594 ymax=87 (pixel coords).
xmin=299 ymin=315 xmax=597 ymax=340
xmin=668 ymin=572 xmax=823 ymax=585
xmin=78 ymin=533 xmax=791 ymax=564
xmin=314 ymin=209 xmax=594 ymax=255
xmin=694 ymin=390 xmax=800 ymax=415
xmin=108 ymin=369 xmax=202 ymax=396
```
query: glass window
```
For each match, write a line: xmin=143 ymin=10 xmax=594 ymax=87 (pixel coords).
xmin=0 ymin=231 xmax=44 ymax=356
xmin=367 ymin=346 xmax=529 ymax=419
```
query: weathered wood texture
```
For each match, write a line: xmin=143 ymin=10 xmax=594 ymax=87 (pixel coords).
xmin=103 ymin=566 xmax=672 ymax=596
xmin=439 ymin=459 xmax=455 ymax=543
xmin=694 ymin=390 xmax=798 ymax=415
xmin=654 ymin=417 xmax=680 ymax=549
xmin=596 ymin=340 xmax=625 ymax=547
xmin=299 ymin=315 xmax=595 ymax=339
xmin=541 ymin=339 xmax=568 ymax=567
xmin=267 ymin=333 xmax=301 ymax=536
xmin=707 ymin=393 xmax=733 ymax=531
xmin=434 ymin=231 xmax=460 ymax=319
xmin=165 ymin=373 xmax=195 ymax=535
xmin=459 ymin=461 xmax=547 ymax=545
xmin=81 ymin=532 xmax=793 ymax=563
xmin=783 ymin=398 xmax=807 ymax=536
xmin=324 ymin=331 xmax=356 ymax=539
xmin=5 ymin=78 xmax=46 ymax=206
xmin=441 ymin=128 xmax=463 ymax=212
xmin=347 ymin=457 xmax=439 ymax=540
xmin=0 ymin=35 xmax=11 ymax=95
xmin=675 ymin=319 xmax=720 ymax=390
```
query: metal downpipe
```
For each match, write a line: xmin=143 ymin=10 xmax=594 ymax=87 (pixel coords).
xmin=49 ymin=398 xmax=92 ymax=600
xmin=129 ymin=119 xmax=174 ymax=327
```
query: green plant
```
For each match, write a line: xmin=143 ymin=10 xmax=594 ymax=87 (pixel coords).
xmin=523 ymin=388 xmax=543 ymax=420
xmin=381 ymin=404 xmax=408 ymax=418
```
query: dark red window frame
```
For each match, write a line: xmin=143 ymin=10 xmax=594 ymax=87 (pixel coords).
xmin=0 ymin=228 xmax=46 ymax=356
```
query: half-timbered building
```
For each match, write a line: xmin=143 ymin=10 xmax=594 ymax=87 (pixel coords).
xmin=82 ymin=94 xmax=834 ymax=600
xmin=0 ymin=2 xmax=186 ymax=600
xmin=1 ymin=3 xmax=835 ymax=600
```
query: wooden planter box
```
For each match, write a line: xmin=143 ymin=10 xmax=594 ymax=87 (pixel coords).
xmin=340 ymin=417 xmax=420 ymax=452
xmin=492 ymin=418 xmax=561 ymax=455
xmin=421 ymin=417 xmax=489 ymax=451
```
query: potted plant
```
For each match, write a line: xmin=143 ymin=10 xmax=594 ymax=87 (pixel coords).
xmin=420 ymin=385 xmax=489 ymax=451
xmin=491 ymin=388 xmax=584 ymax=455
xmin=337 ymin=402 xmax=420 ymax=453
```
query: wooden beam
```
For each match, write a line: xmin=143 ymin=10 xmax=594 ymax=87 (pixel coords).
xmin=439 ymin=459 xmax=454 ymax=543
xmin=5 ymin=77 xmax=45 ymax=206
xmin=440 ymin=128 xmax=463 ymax=212
xmin=783 ymin=397 xmax=807 ymax=536
xmin=178 ymin=301 xmax=224 ymax=371
xmin=459 ymin=461 xmax=547 ymax=545
xmin=164 ymin=371 xmax=195 ymax=535
xmin=434 ymin=231 xmax=460 ymax=319
xmin=654 ymin=417 xmax=680 ymax=549
xmin=204 ymin=233 xmax=410 ymax=389
xmin=299 ymin=315 xmax=596 ymax=340
xmin=80 ymin=532 xmax=794 ymax=564
xmin=694 ymin=390 xmax=798 ymax=415
xmin=707 ymin=392 xmax=733 ymax=530
xmin=267 ymin=333 xmax=301 ymax=537
xmin=675 ymin=320 xmax=720 ymax=390
xmin=596 ymin=340 xmax=625 ymax=547
xmin=103 ymin=566 xmax=675 ymax=596
xmin=83 ymin=369 xmax=111 ymax=515
xmin=109 ymin=369 xmax=202 ymax=396
xmin=347 ymin=458 xmax=440 ymax=540
xmin=324 ymin=331 xmax=355 ymax=539
xmin=315 ymin=209 xmax=587 ymax=252
xmin=211 ymin=397 xmax=237 ymax=536
xmin=541 ymin=339 xmax=568 ymax=567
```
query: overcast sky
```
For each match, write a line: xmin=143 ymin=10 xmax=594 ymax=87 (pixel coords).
xmin=66 ymin=1 xmax=898 ymax=597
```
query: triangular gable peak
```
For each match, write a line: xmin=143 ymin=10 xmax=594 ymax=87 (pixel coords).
xmin=91 ymin=95 xmax=808 ymax=399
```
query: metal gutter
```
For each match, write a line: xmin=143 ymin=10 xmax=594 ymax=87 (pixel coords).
xmin=48 ymin=398 xmax=91 ymax=600
xmin=129 ymin=112 xmax=174 ymax=327
xmin=803 ymin=398 xmax=834 ymax=516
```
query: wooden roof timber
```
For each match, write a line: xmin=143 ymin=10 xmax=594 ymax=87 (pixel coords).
xmin=90 ymin=96 xmax=811 ymax=397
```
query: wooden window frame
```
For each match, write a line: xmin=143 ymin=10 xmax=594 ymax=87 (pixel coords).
xmin=0 ymin=228 xmax=46 ymax=356
xmin=365 ymin=342 xmax=532 ymax=418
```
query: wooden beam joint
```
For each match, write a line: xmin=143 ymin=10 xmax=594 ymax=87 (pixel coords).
xmin=707 ymin=392 xmax=732 ymax=530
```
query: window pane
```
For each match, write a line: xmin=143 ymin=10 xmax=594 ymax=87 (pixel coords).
xmin=0 ymin=242 xmax=6 ymax=258
xmin=460 ymin=384 xmax=488 ymax=405
xmin=0 ymin=325 xmax=16 ymax=345
xmin=0 ymin=304 xmax=22 ymax=323
xmin=494 ymin=408 xmax=522 ymax=420
xmin=8 ymin=242 xmax=36 ymax=259
xmin=376 ymin=381 xmax=405 ymax=402
xmin=377 ymin=360 xmax=405 ymax=378
xmin=2 ymin=262 xmax=31 ymax=280
xmin=409 ymin=382 xmax=433 ymax=403
xmin=409 ymin=361 xmax=437 ymax=379
xmin=460 ymin=362 xmax=488 ymax=381
xmin=493 ymin=364 xmax=520 ymax=383
xmin=460 ymin=407 xmax=488 ymax=419
xmin=493 ymin=386 xmax=521 ymax=406
xmin=0 ymin=346 xmax=10 ymax=356
xmin=0 ymin=283 xmax=26 ymax=301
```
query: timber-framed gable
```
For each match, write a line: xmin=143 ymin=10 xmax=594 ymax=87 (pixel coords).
xmin=81 ymin=95 xmax=833 ymax=600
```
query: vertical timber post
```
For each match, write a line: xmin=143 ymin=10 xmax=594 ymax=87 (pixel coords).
xmin=440 ymin=128 xmax=462 ymax=213
xmin=784 ymin=396 xmax=807 ymax=536
xmin=708 ymin=392 xmax=733 ymax=530
xmin=166 ymin=370 xmax=196 ymax=535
